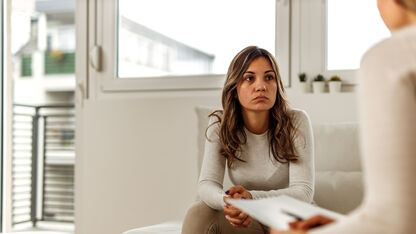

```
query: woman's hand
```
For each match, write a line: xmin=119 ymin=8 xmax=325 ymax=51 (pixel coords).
xmin=223 ymin=185 xmax=253 ymax=228
xmin=270 ymin=229 xmax=306 ymax=234
xmin=226 ymin=185 xmax=252 ymax=199
xmin=289 ymin=215 xmax=334 ymax=230
xmin=270 ymin=214 xmax=335 ymax=234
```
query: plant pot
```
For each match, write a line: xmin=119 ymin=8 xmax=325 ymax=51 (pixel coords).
xmin=299 ymin=82 xmax=309 ymax=93
xmin=329 ymin=81 xmax=342 ymax=93
xmin=312 ymin=81 xmax=325 ymax=93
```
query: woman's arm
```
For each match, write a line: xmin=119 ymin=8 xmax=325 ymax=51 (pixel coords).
xmin=198 ymin=116 xmax=228 ymax=210
xmin=249 ymin=110 xmax=315 ymax=203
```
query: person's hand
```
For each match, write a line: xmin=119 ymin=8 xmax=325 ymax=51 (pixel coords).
xmin=270 ymin=214 xmax=335 ymax=234
xmin=288 ymin=215 xmax=334 ymax=230
xmin=270 ymin=229 xmax=306 ymax=234
xmin=222 ymin=185 xmax=253 ymax=228
xmin=226 ymin=185 xmax=252 ymax=199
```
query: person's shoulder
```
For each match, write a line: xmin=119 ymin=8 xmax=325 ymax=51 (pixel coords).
xmin=208 ymin=110 xmax=223 ymax=124
xmin=206 ymin=110 xmax=223 ymax=135
xmin=361 ymin=38 xmax=394 ymax=68
xmin=361 ymin=26 xmax=416 ymax=70
xmin=289 ymin=108 xmax=311 ymax=126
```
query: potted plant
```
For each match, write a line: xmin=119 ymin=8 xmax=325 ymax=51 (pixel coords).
xmin=329 ymin=75 xmax=342 ymax=93
xmin=313 ymin=74 xmax=326 ymax=93
xmin=298 ymin=73 xmax=309 ymax=93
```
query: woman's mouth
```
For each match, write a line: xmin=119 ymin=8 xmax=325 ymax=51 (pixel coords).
xmin=253 ymin=96 xmax=269 ymax=101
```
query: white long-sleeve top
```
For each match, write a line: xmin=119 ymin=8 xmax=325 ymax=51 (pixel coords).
xmin=311 ymin=23 xmax=416 ymax=234
xmin=198 ymin=109 xmax=315 ymax=210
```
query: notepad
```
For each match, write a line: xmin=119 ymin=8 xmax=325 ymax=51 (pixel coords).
xmin=227 ymin=195 xmax=345 ymax=230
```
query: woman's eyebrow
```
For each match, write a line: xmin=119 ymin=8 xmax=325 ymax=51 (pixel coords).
xmin=265 ymin=70 xmax=274 ymax=74
xmin=244 ymin=71 xmax=255 ymax=74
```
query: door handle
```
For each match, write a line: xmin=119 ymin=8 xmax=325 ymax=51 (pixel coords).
xmin=90 ymin=45 xmax=102 ymax=71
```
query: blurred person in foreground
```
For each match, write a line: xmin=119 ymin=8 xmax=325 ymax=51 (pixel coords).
xmin=272 ymin=0 xmax=416 ymax=233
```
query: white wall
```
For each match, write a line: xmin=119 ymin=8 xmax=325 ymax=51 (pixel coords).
xmin=75 ymin=89 xmax=358 ymax=234
xmin=287 ymin=90 xmax=358 ymax=124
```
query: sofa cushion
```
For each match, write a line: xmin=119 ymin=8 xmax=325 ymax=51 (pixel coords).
xmin=313 ymin=123 xmax=362 ymax=172
xmin=314 ymin=171 xmax=364 ymax=214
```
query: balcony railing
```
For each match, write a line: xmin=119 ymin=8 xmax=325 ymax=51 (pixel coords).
xmin=12 ymin=103 xmax=75 ymax=227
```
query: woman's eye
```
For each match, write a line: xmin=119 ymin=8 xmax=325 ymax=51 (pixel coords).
xmin=245 ymin=76 xmax=254 ymax=81
xmin=266 ymin=75 xmax=274 ymax=80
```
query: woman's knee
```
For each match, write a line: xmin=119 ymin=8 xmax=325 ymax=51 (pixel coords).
xmin=182 ymin=201 xmax=219 ymax=234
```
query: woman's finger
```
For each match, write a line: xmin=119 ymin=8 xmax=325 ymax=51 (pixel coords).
xmin=226 ymin=185 xmax=245 ymax=196
xmin=225 ymin=214 xmax=244 ymax=225
xmin=241 ymin=216 xmax=252 ymax=227
xmin=295 ymin=215 xmax=335 ymax=230
xmin=223 ymin=206 xmax=241 ymax=217
xmin=237 ymin=211 xmax=248 ymax=220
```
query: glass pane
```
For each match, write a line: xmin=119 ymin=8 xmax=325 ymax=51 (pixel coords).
xmin=118 ymin=0 xmax=275 ymax=78
xmin=12 ymin=0 xmax=76 ymax=104
xmin=327 ymin=0 xmax=390 ymax=70
xmin=10 ymin=0 xmax=75 ymax=231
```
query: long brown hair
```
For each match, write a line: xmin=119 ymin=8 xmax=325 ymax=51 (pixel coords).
xmin=396 ymin=0 xmax=416 ymax=12
xmin=208 ymin=46 xmax=299 ymax=168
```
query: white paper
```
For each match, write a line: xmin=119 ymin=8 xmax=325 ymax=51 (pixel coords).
xmin=228 ymin=195 xmax=345 ymax=230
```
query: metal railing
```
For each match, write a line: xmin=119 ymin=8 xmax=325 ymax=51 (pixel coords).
xmin=12 ymin=104 xmax=75 ymax=227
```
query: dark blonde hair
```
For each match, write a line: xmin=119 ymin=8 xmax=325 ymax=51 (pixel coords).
xmin=208 ymin=46 xmax=299 ymax=168
xmin=397 ymin=0 xmax=416 ymax=12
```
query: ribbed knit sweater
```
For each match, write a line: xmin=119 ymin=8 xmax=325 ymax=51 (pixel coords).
xmin=198 ymin=109 xmax=315 ymax=210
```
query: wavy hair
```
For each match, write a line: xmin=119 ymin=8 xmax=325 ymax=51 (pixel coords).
xmin=397 ymin=0 xmax=416 ymax=12
xmin=207 ymin=46 xmax=300 ymax=168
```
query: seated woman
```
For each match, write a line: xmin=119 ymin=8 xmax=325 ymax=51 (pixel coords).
xmin=271 ymin=0 xmax=416 ymax=233
xmin=182 ymin=46 xmax=315 ymax=234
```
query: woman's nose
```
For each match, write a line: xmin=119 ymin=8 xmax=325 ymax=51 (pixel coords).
xmin=255 ymin=81 xmax=267 ymax=92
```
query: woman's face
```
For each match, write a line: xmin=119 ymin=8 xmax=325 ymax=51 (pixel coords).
xmin=236 ymin=57 xmax=278 ymax=114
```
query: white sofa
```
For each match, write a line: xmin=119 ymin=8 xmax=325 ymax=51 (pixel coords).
xmin=124 ymin=106 xmax=364 ymax=234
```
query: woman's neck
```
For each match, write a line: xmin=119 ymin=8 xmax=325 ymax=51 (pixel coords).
xmin=392 ymin=10 xmax=416 ymax=31
xmin=241 ymin=110 xmax=269 ymax=135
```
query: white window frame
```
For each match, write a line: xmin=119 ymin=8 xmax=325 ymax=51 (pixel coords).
xmin=290 ymin=0 xmax=357 ymax=86
xmin=89 ymin=0 xmax=290 ymax=93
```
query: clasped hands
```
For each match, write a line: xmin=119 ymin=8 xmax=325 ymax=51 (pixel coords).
xmin=223 ymin=185 xmax=335 ymax=233
xmin=222 ymin=185 xmax=253 ymax=228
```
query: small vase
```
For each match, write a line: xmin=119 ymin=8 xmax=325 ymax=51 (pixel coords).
xmin=299 ymin=82 xmax=309 ymax=93
xmin=329 ymin=81 xmax=342 ymax=93
xmin=312 ymin=82 xmax=325 ymax=93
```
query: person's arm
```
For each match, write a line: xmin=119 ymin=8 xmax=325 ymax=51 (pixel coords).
xmin=198 ymin=116 xmax=227 ymax=210
xmin=249 ymin=110 xmax=315 ymax=203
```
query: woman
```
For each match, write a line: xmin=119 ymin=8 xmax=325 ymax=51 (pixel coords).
xmin=272 ymin=0 xmax=416 ymax=233
xmin=181 ymin=46 xmax=314 ymax=234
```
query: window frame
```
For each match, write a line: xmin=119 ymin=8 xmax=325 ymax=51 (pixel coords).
xmin=92 ymin=0 xmax=289 ymax=93
xmin=291 ymin=0 xmax=359 ymax=86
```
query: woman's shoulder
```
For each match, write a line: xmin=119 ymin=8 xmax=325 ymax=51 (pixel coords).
xmin=289 ymin=108 xmax=310 ymax=121
xmin=206 ymin=110 xmax=223 ymax=136
xmin=361 ymin=25 xmax=416 ymax=72
xmin=288 ymin=108 xmax=312 ymax=129
xmin=208 ymin=110 xmax=223 ymax=124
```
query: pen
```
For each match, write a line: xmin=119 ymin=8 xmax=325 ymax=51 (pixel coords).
xmin=281 ymin=209 xmax=303 ymax=221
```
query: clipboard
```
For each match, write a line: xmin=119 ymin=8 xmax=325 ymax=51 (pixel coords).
xmin=227 ymin=195 xmax=345 ymax=230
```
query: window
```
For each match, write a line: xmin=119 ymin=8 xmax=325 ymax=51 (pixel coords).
xmin=117 ymin=0 xmax=275 ymax=79
xmin=327 ymin=0 xmax=390 ymax=70
xmin=92 ymin=0 xmax=285 ymax=91
xmin=292 ymin=0 xmax=390 ymax=85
